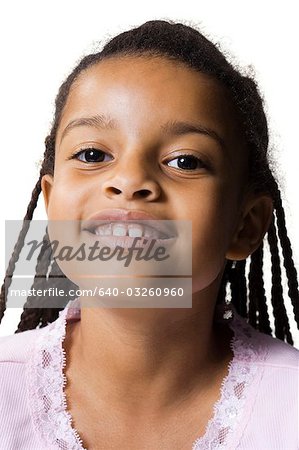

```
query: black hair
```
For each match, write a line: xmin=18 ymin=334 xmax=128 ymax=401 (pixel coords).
xmin=1 ymin=20 xmax=298 ymax=344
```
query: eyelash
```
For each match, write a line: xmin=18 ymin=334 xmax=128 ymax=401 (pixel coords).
xmin=68 ymin=147 xmax=209 ymax=171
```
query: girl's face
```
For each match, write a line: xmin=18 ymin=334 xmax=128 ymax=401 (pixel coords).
xmin=42 ymin=56 xmax=248 ymax=293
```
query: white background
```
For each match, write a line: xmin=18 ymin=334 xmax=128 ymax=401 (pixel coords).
xmin=0 ymin=0 xmax=298 ymax=346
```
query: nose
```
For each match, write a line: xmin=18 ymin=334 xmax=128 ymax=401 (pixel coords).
xmin=101 ymin=162 xmax=161 ymax=202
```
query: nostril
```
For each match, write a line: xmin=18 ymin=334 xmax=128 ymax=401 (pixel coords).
xmin=106 ymin=187 xmax=122 ymax=195
xmin=104 ymin=187 xmax=153 ymax=199
xmin=134 ymin=189 xmax=151 ymax=198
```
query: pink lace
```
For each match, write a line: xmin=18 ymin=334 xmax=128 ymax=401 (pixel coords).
xmin=27 ymin=298 xmax=269 ymax=449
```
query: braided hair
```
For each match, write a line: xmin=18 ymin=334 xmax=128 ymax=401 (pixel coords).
xmin=1 ymin=20 xmax=298 ymax=344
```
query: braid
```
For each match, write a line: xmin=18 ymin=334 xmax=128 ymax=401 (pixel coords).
xmin=228 ymin=179 xmax=298 ymax=345
xmin=15 ymin=230 xmax=53 ymax=333
xmin=230 ymin=259 xmax=247 ymax=318
xmin=0 ymin=175 xmax=42 ymax=323
xmin=248 ymin=243 xmax=272 ymax=334
xmin=267 ymin=212 xmax=294 ymax=344
xmin=15 ymin=232 xmax=77 ymax=332
xmin=271 ymin=180 xmax=299 ymax=324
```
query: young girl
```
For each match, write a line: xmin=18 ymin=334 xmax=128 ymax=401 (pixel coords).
xmin=0 ymin=20 xmax=298 ymax=450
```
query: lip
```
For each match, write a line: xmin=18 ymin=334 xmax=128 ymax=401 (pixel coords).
xmin=81 ymin=208 xmax=177 ymax=239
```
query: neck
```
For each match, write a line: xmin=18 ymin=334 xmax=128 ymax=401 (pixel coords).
xmin=63 ymin=280 xmax=233 ymax=415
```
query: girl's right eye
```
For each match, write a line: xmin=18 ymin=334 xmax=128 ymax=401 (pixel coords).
xmin=69 ymin=147 xmax=113 ymax=163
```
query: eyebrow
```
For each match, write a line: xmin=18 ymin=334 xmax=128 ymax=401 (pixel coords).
xmin=161 ymin=120 xmax=226 ymax=150
xmin=59 ymin=113 xmax=226 ymax=151
xmin=60 ymin=114 xmax=118 ymax=144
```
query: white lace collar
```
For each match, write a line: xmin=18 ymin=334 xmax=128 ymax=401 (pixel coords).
xmin=26 ymin=299 xmax=269 ymax=449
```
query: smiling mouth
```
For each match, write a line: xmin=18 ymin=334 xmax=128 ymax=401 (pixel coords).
xmin=84 ymin=221 xmax=176 ymax=240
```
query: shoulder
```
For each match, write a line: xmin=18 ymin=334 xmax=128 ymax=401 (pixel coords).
xmin=0 ymin=325 xmax=49 ymax=364
xmin=0 ymin=305 xmax=71 ymax=365
xmin=228 ymin=314 xmax=298 ymax=448
xmin=251 ymin=327 xmax=299 ymax=370
xmin=248 ymin=331 xmax=298 ymax=442
xmin=232 ymin=310 xmax=299 ymax=370
xmin=0 ymin=328 xmax=50 ymax=449
xmin=233 ymin=329 xmax=299 ymax=450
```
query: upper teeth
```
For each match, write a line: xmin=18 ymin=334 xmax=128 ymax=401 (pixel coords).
xmin=94 ymin=223 xmax=162 ymax=239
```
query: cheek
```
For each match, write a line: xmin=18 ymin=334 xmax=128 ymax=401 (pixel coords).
xmin=190 ymin=191 xmax=235 ymax=291
xmin=47 ymin=175 xmax=85 ymax=220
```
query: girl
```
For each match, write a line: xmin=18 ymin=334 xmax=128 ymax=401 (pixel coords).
xmin=0 ymin=20 xmax=298 ymax=450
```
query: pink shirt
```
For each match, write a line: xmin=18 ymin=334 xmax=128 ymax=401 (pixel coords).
xmin=0 ymin=298 xmax=298 ymax=449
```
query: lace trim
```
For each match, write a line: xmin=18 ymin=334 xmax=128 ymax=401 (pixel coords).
xmin=27 ymin=299 xmax=269 ymax=450
xmin=191 ymin=306 xmax=269 ymax=449
xmin=27 ymin=302 xmax=86 ymax=450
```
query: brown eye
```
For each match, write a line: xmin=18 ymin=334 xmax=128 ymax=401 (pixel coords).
xmin=71 ymin=148 xmax=113 ymax=163
xmin=167 ymin=155 xmax=207 ymax=171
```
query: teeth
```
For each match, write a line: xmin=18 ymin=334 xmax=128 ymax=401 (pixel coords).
xmin=95 ymin=224 xmax=112 ymax=236
xmin=94 ymin=222 xmax=163 ymax=239
xmin=112 ymin=223 xmax=127 ymax=236
xmin=104 ymin=224 xmax=112 ymax=235
xmin=128 ymin=224 xmax=143 ymax=237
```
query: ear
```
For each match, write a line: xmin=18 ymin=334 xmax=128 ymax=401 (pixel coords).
xmin=41 ymin=174 xmax=54 ymax=214
xmin=226 ymin=192 xmax=274 ymax=261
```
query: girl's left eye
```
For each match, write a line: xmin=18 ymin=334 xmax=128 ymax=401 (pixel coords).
xmin=166 ymin=154 xmax=207 ymax=171
xmin=70 ymin=148 xmax=113 ymax=163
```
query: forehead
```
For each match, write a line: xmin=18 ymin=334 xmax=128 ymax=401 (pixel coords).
xmin=57 ymin=56 xmax=246 ymax=163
